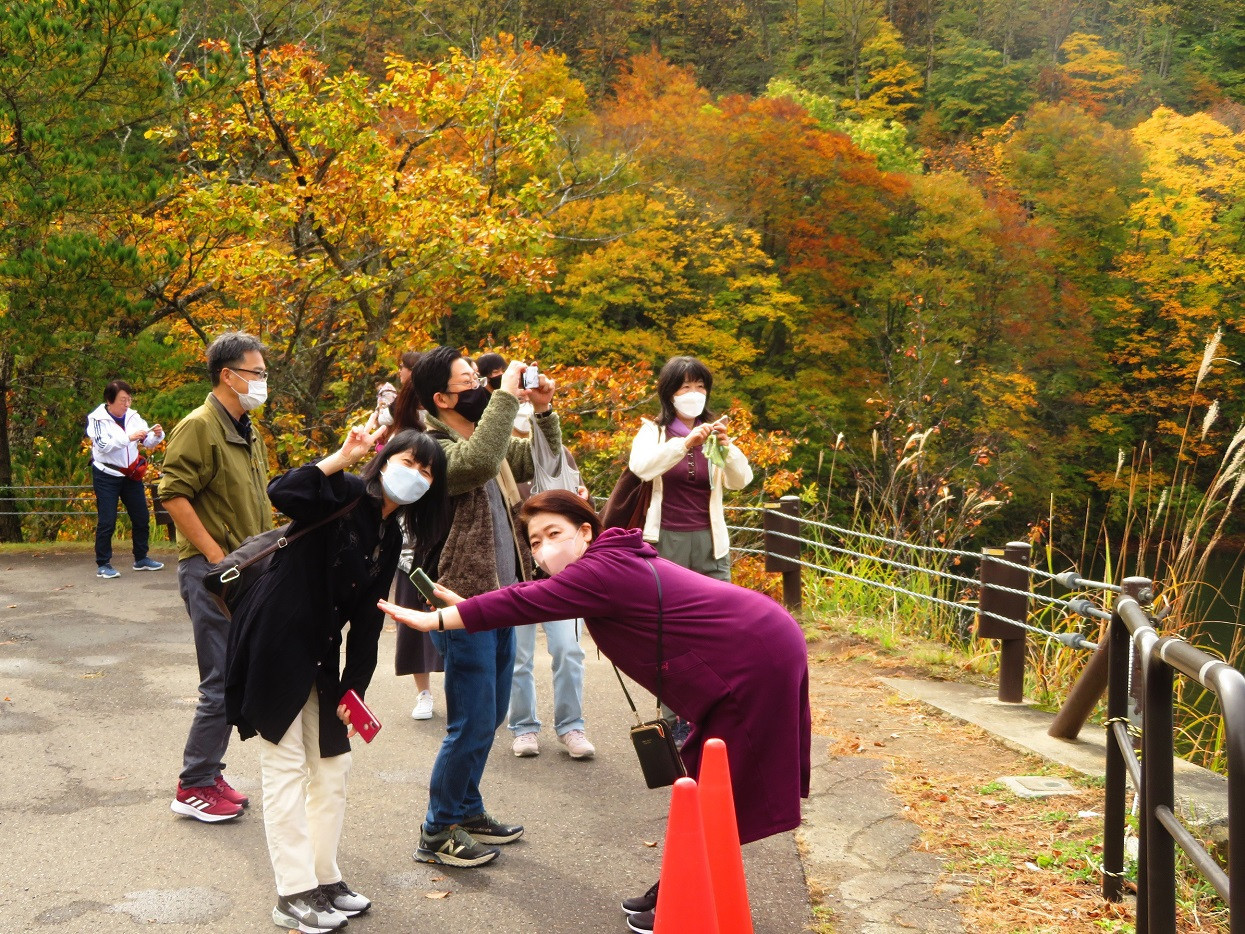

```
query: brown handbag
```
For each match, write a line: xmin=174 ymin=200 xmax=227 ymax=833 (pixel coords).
xmin=601 ymin=468 xmax=652 ymax=530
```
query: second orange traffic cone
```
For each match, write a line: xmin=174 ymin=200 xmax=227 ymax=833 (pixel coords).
xmin=698 ymin=738 xmax=754 ymax=934
xmin=654 ymin=777 xmax=720 ymax=934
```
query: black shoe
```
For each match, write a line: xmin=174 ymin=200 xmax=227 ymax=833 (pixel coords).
xmin=627 ymin=909 xmax=655 ymax=933
xmin=272 ymin=888 xmax=348 ymax=932
xmin=320 ymin=880 xmax=370 ymax=917
xmin=622 ymin=881 xmax=658 ymax=916
xmin=459 ymin=811 xmax=524 ymax=844
xmin=415 ymin=825 xmax=500 ymax=867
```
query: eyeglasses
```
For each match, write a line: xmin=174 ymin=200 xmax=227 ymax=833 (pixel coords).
xmin=447 ymin=376 xmax=486 ymax=392
xmin=231 ymin=366 xmax=269 ymax=380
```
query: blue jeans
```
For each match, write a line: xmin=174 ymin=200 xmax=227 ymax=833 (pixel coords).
xmin=92 ymin=465 xmax=150 ymax=566
xmin=425 ymin=627 xmax=515 ymax=833
xmin=508 ymin=619 xmax=585 ymax=737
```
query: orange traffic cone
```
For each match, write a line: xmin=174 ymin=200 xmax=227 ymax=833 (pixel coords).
xmin=698 ymin=738 xmax=754 ymax=934
xmin=654 ymin=777 xmax=720 ymax=934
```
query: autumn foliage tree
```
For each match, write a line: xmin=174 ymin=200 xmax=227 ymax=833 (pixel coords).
xmin=141 ymin=37 xmax=579 ymax=461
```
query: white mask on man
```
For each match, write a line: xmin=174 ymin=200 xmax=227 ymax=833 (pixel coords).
xmin=234 ymin=376 xmax=268 ymax=412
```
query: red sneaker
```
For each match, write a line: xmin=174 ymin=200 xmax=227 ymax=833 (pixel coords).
xmin=214 ymin=774 xmax=250 ymax=809
xmin=170 ymin=781 xmax=243 ymax=822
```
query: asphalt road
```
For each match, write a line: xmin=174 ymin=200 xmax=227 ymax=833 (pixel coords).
xmin=0 ymin=548 xmax=811 ymax=933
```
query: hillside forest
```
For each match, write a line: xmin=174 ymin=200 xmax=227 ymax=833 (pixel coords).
xmin=3 ymin=0 xmax=1245 ymax=566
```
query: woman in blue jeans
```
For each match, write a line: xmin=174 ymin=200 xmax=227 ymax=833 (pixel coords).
xmin=509 ymin=404 xmax=595 ymax=760
xmin=85 ymin=379 xmax=165 ymax=579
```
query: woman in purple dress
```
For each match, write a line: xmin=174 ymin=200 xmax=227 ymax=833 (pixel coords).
xmin=378 ymin=489 xmax=811 ymax=934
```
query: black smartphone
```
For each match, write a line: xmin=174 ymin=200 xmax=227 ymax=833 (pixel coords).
xmin=408 ymin=566 xmax=447 ymax=608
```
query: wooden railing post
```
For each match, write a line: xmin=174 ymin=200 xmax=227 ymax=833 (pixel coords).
xmin=763 ymin=495 xmax=802 ymax=611
xmin=977 ymin=542 xmax=1031 ymax=703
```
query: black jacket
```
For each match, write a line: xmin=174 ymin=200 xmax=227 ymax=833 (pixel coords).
xmin=225 ymin=465 xmax=401 ymax=756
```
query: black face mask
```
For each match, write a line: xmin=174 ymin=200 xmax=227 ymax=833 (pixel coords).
xmin=452 ymin=386 xmax=490 ymax=424
xmin=486 ymin=374 xmax=503 ymax=390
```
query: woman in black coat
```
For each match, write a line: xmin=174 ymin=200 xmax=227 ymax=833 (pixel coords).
xmin=225 ymin=426 xmax=448 ymax=934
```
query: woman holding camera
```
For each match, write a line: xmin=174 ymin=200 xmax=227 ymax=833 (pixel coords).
xmin=379 ymin=489 xmax=810 ymax=934
xmin=225 ymin=426 xmax=449 ymax=933
xmin=85 ymin=379 xmax=165 ymax=579
xmin=628 ymin=356 xmax=752 ymax=582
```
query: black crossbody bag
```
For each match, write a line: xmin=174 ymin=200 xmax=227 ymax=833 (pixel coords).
xmin=613 ymin=558 xmax=688 ymax=789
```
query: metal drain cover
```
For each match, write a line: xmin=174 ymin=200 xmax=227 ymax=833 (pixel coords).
xmin=998 ymin=775 xmax=1079 ymax=798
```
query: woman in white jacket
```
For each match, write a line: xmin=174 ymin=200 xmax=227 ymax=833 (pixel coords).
xmin=85 ymin=380 xmax=165 ymax=579
xmin=628 ymin=356 xmax=753 ymax=582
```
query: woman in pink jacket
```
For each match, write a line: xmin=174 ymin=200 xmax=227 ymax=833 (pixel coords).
xmin=379 ymin=489 xmax=810 ymax=934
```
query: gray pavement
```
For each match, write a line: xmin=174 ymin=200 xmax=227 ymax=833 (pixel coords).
xmin=0 ymin=549 xmax=812 ymax=933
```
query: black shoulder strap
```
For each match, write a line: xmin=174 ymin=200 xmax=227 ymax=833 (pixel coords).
xmin=613 ymin=558 xmax=665 ymax=723
xmin=232 ymin=496 xmax=362 ymax=574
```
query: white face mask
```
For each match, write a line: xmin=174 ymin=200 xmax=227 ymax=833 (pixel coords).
xmin=377 ymin=407 xmax=394 ymax=427
xmin=673 ymin=391 xmax=706 ymax=419
xmin=513 ymin=402 xmax=534 ymax=434
xmin=234 ymin=376 xmax=268 ymax=412
xmin=534 ymin=529 xmax=587 ymax=576
xmin=381 ymin=463 xmax=431 ymax=505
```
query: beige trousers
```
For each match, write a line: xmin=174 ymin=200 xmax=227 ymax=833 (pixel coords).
xmin=258 ymin=689 xmax=352 ymax=896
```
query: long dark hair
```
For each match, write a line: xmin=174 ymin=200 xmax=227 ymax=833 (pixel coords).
xmin=655 ymin=355 xmax=716 ymax=427
xmin=360 ymin=430 xmax=449 ymax=557
xmin=519 ymin=490 xmax=604 ymax=542
xmin=391 ymin=378 xmax=425 ymax=432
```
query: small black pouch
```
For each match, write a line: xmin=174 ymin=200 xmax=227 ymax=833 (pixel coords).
xmin=629 ymin=717 xmax=687 ymax=789
xmin=614 ymin=559 xmax=687 ymax=789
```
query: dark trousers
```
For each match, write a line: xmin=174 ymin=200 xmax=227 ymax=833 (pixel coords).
xmin=92 ymin=465 xmax=150 ymax=567
xmin=178 ymin=555 xmax=233 ymax=787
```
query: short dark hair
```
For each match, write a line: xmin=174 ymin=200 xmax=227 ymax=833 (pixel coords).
xmin=207 ymin=331 xmax=267 ymax=386
xmin=399 ymin=350 xmax=421 ymax=372
xmin=519 ymin=489 xmax=603 ymax=542
xmin=475 ymin=352 xmax=506 ymax=376
xmin=104 ymin=380 xmax=134 ymax=404
xmin=410 ymin=345 xmax=463 ymax=414
xmin=359 ymin=429 xmax=449 ymax=558
xmin=655 ymin=356 xmax=715 ymax=427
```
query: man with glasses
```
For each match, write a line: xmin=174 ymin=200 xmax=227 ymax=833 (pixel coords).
xmin=158 ymin=331 xmax=274 ymax=823
xmin=406 ymin=345 xmax=561 ymax=867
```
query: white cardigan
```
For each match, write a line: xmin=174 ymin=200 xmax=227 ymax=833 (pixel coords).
xmin=628 ymin=418 xmax=753 ymax=560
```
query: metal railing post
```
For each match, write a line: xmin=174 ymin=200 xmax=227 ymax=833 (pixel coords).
xmin=763 ymin=495 xmax=802 ymax=611
xmin=1142 ymin=641 xmax=1176 ymax=932
xmin=976 ymin=542 xmax=1031 ymax=703
xmin=1048 ymin=641 xmax=1108 ymax=739
xmin=1103 ymin=598 xmax=1130 ymax=904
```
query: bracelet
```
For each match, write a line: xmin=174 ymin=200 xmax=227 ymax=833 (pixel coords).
xmin=437 ymin=609 xmax=445 ymax=631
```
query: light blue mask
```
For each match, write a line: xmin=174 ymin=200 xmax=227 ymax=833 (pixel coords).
xmin=381 ymin=463 xmax=431 ymax=505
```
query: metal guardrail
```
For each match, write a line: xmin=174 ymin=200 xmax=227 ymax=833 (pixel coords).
xmin=1104 ymin=584 xmax=1245 ymax=931
xmin=735 ymin=496 xmax=1239 ymax=927
xmin=0 ymin=483 xmax=176 ymax=541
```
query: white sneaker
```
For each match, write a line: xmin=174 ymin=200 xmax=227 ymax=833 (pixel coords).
xmin=557 ymin=729 xmax=596 ymax=760
xmin=512 ymin=732 xmax=540 ymax=757
xmin=411 ymin=690 xmax=434 ymax=720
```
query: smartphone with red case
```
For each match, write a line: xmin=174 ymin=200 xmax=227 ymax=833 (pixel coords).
xmin=340 ymin=689 xmax=382 ymax=743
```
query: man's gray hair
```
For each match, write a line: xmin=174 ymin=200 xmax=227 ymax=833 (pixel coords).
xmin=207 ymin=331 xmax=267 ymax=386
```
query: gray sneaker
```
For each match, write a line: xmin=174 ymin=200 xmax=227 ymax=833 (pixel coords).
xmin=320 ymin=880 xmax=370 ymax=917
xmin=416 ymin=824 xmax=500 ymax=867
xmin=272 ymin=888 xmax=348 ymax=932
xmin=96 ymin=564 xmax=120 ymax=579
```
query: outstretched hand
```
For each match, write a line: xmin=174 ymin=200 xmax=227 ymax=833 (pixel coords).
xmin=378 ymin=598 xmax=436 ymax=631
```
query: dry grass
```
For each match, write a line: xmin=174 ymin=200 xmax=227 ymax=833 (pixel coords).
xmin=804 ymin=627 xmax=1229 ymax=933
